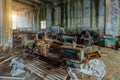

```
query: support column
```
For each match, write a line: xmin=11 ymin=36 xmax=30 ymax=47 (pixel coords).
xmin=2 ymin=0 xmax=13 ymax=50
xmin=105 ymin=0 xmax=119 ymax=36
xmin=105 ymin=0 xmax=111 ymax=35
xmin=0 ymin=0 xmax=3 ymax=45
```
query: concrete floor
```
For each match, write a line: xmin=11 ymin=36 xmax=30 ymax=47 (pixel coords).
xmin=77 ymin=46 xmax=120 ymax=80
xmin=0 ymin=46 xmax=120 ymax=80
xmin=98 ymin=47 xmax=120 ymax=80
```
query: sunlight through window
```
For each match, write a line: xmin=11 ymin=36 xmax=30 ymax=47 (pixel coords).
xmin=12 ymin=13 xmax=17 ymax=29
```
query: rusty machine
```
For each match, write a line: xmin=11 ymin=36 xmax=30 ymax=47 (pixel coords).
xmin=24 ymin=31 xmax=100 ymax=68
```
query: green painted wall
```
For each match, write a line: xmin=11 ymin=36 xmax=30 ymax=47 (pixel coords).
xmin=45 ymin=0 xmax=106 ymax=34
xmin=16 ymin=0 xmax=120 ymax=36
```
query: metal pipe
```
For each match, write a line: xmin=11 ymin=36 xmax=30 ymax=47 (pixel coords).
xmin=0 ymin=76 xmax=25 ymax=80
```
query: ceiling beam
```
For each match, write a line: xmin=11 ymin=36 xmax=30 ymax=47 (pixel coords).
xmin=34 ymin=0 xmax=44 ymax=4
xmin=38 ymin=0 xmax=52 ymax=4
xmin=13 ymin=0 xmax=35 ymax=7
xmin=26 ymin=0 xmax=41 ymax=6
xmin=20 ymin=0 xmax=40 ymax=7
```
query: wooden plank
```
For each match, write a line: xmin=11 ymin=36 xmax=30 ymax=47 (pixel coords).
xmin=25 ymin=60 xmax=67 ymax=80
xmin=26 ymin=64 xmax=62 ymax=80
xmin=26 ymin=66 xmax=53 ymax=80
xmin=63 ymin=74 xmax=69 ymax=80
xmin=28 ymin=64 xmax=63 ymax=80
xmin=53 ymin=69 xmax=67 ymax=76
xmin=26 ymin=63 xmax=60 ymax=79
xmin=29 ymin=61 xmax=67 ymax=76
xmin=28 ymin=60 xmax=67 ymax=75
xmin=0 ymin=55 xmax=15 ymax=65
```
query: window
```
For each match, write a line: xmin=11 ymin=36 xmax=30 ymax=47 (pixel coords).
xmin=41 ymin=20 xmax=46 ymax=29
xmin=12 ymin=13 xmax=17 ymax=29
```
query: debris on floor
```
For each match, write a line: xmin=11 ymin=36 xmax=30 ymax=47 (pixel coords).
xmin=9 ymin=57 xmax=25 ymax=76
xmin=66 ymin=59 xmax=105 ymax=80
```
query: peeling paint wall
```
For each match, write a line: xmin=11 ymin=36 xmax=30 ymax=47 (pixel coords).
xmin=106 ymin=0 xmax=119 ymax=36
xmin=22 ymin=0 xmax=106 ymax=34
xmin=46 ymin=0 xmax=106 ymax=34
xmin=34 ymin=6 xmax=47 ymax=32
xmin=45 ymin=0 xmax=119 ymax=36
xmin=83 ymin=0 xmax=90 ymax=28
xmin=9 ymin=0 xmax=120 ymax=36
